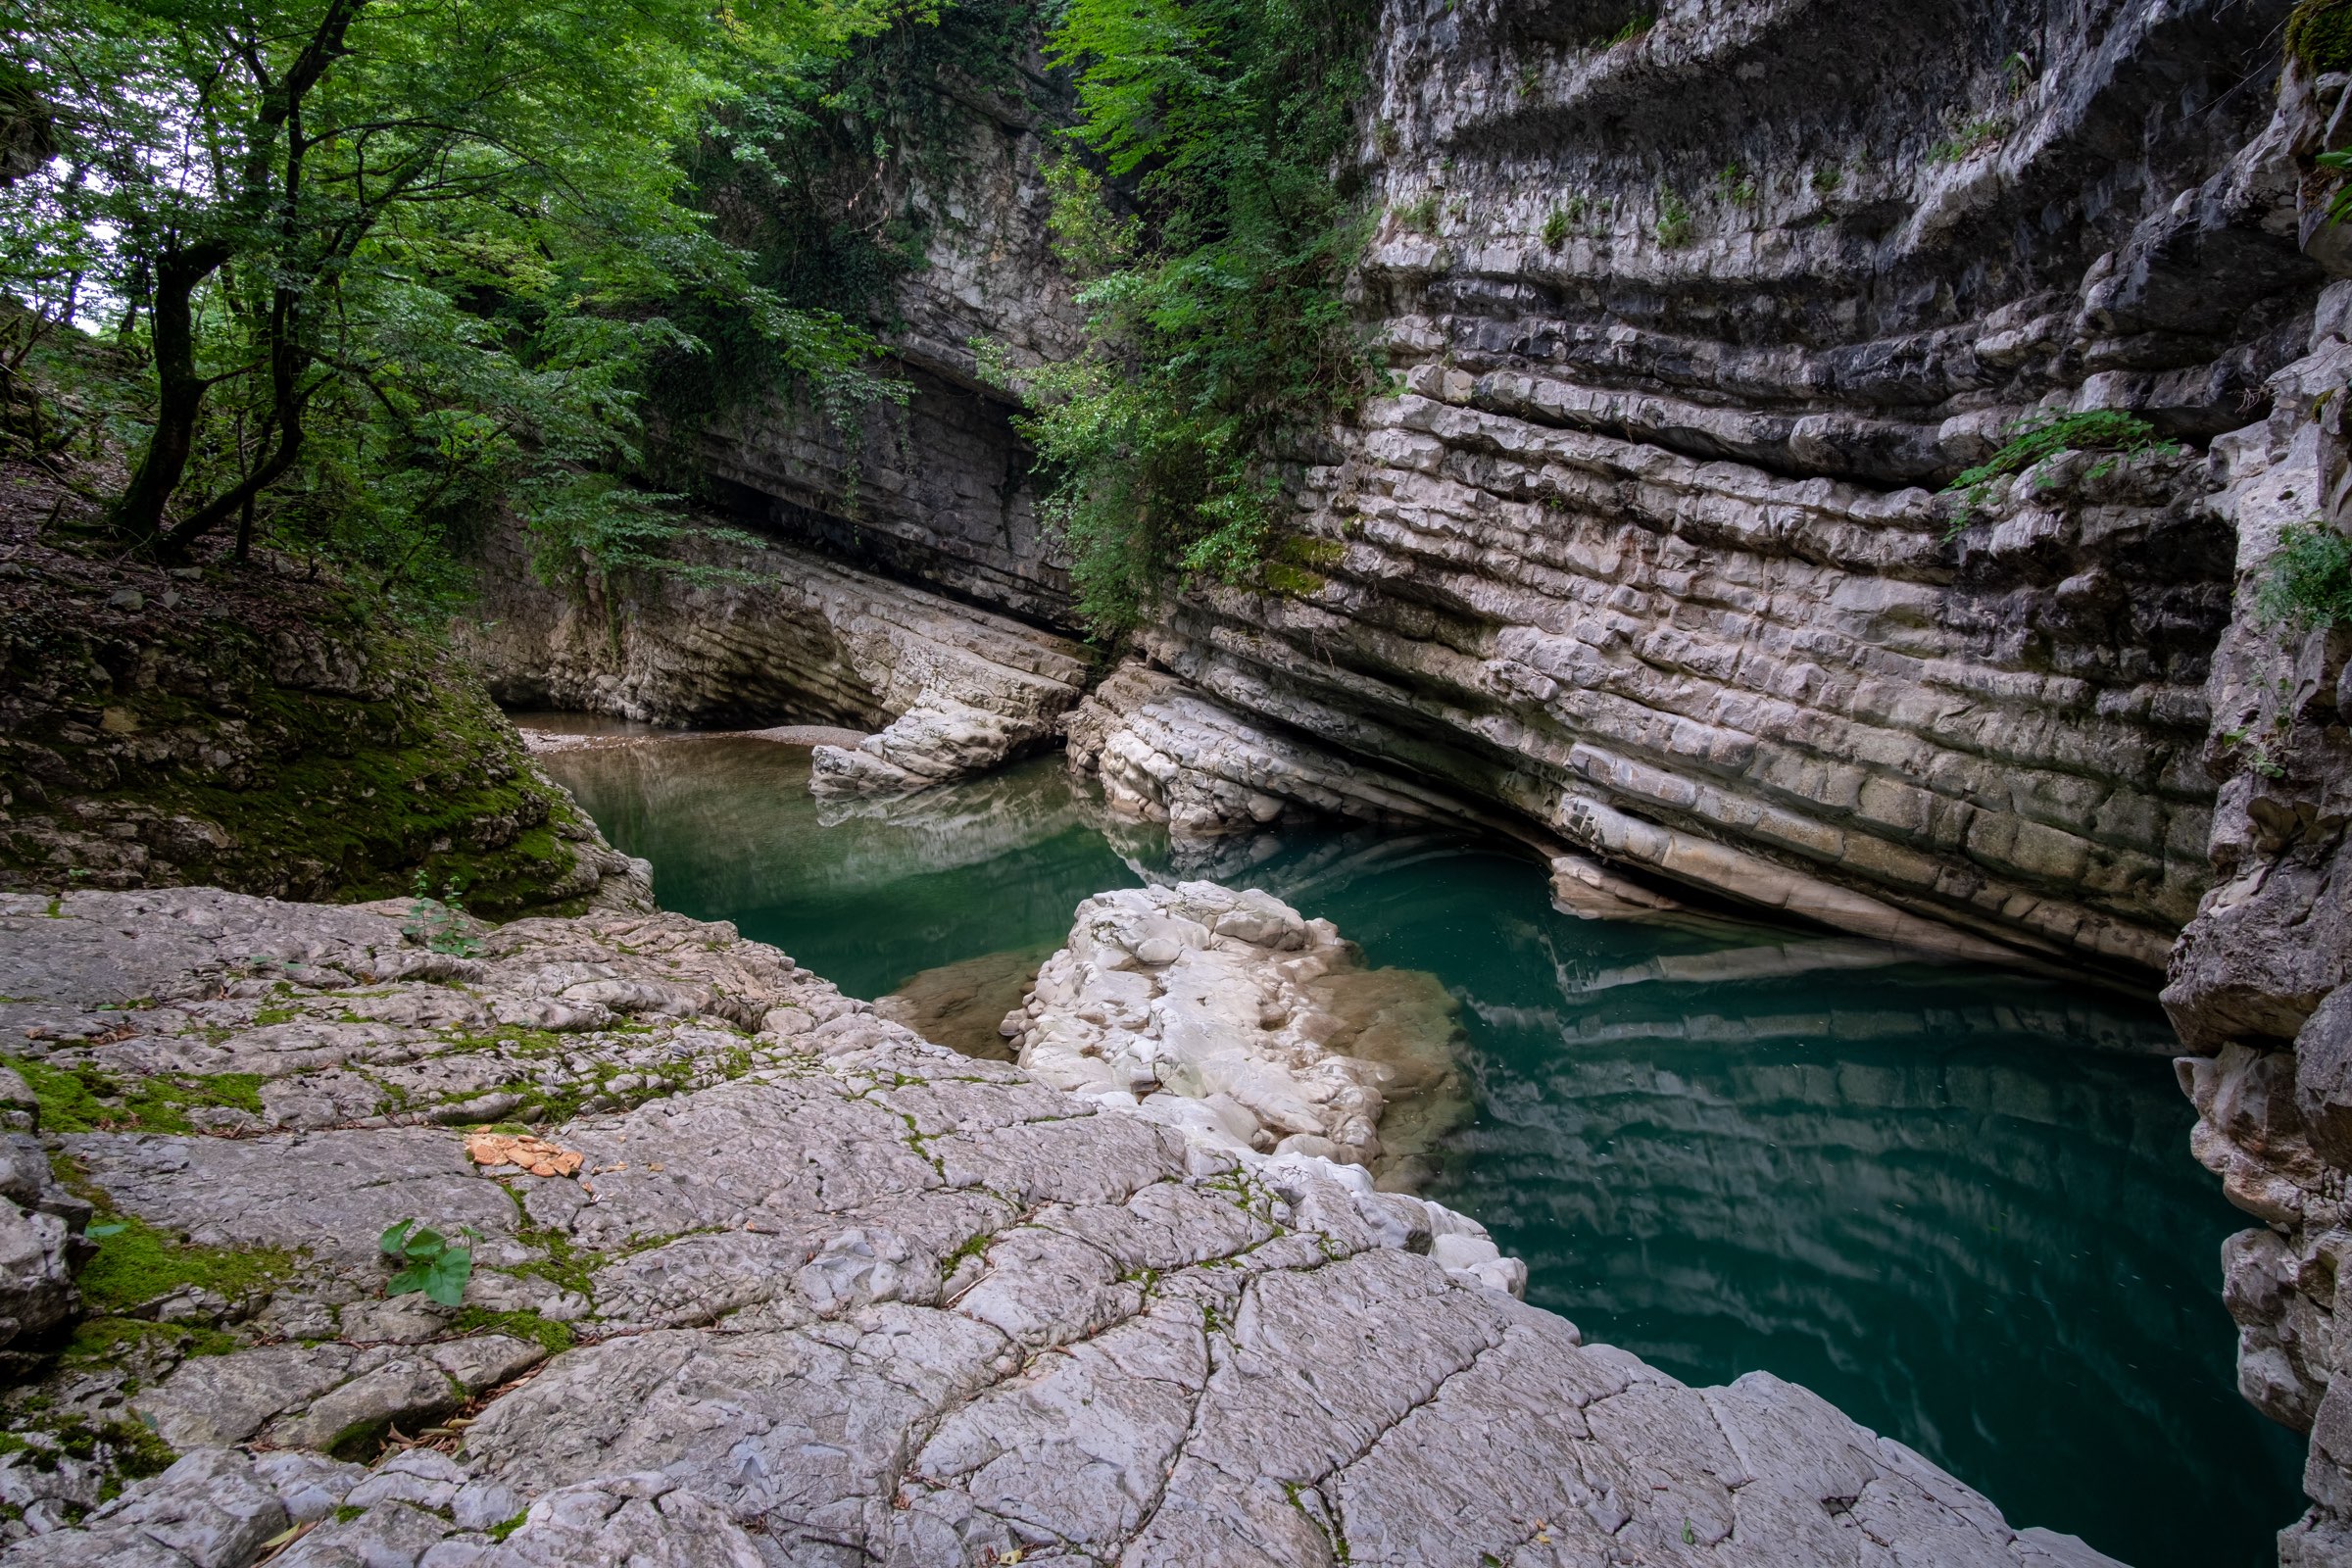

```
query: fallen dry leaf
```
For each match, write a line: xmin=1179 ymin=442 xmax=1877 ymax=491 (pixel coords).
xmin=465 ymin=1132 xmax=583 ymax=1177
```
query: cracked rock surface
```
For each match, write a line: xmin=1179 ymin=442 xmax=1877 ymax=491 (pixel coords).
xmin=0 ymin=888 xmax=2115 ymax=1566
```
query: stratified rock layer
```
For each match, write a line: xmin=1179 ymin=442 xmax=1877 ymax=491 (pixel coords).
xmin=460 ymin=528 xmax=1090 ymax=796
xmin=0 ymin=887 xmax=2117 ymax=1567
xmin=1102 ymin=0 xmax=2314 ymax=975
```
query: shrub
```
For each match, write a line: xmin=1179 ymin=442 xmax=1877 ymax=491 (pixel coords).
xmin=1654 ymin=182 xmax=1694 ymax=248
xmin=983 ymin=0 xmax=1386 ymax=635
xmin=1941 ymin=410 xmax=2182 ymax=532
xmin=2258 ymin=522 xmax=2352 ymax=631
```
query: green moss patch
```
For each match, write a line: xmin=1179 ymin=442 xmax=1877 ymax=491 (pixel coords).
xmin=62 ymin=1316 xmax=241 ymax=1365
xmin=2291 ymin=0 xmax=2352 ymax=73
xmin=7 ymin=1057 xmax=265 ymax=1134
xmin=0 ymin=551 xmax=607 ymax=917
xmin=451 ymin=1305 xmax=576 ymax=1356
xmin=75 ymin=1213 xmax=293 ymax=1316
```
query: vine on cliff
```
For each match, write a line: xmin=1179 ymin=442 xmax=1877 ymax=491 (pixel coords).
xmin=983 ymin=0 xmax=1384 ymax=634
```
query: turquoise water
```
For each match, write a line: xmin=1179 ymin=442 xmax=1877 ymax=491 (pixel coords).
xmin=537 ymin=735 xmax=2307 ymax=1568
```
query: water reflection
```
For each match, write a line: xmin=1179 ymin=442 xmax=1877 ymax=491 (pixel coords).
xmin=539 ymin=740 xmax=1146 ymax=1001
xmin=537 ymin=737 xmax=2305 ymax=1568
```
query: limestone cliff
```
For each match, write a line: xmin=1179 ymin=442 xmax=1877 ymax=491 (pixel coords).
xmin=1070 ymin=0 xmax=2313 ymax=979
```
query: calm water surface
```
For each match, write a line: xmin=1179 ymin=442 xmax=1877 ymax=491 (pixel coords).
xmin=538 ymin=735 xmax=2305 ymax=1568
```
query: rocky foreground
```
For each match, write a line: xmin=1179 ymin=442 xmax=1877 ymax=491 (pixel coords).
xmin=0 ymin=888 xmax=2116 ymax=1566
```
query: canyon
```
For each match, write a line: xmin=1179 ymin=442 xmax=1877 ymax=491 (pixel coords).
xmin=458 ymin=2 xmax=2352 ymax=1556
xmin=14 ymin=0 xmax=2352 ymax=1561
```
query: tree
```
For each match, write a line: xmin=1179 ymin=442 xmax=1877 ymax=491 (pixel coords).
xmin=983 ymin=0 xmax=1383 ymax=634
xmin=3 ymin=0 xmax=899 ymax=574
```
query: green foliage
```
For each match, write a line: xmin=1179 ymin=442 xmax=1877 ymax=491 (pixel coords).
xmin=1716 ymin=164 xmax=1758 ymax=207
xmin=2258 ymin=522 xmax=2352 ymax=632
xmin=5 ymin=0 xmax=906 ymax=598
xmin=1653 ymin=182 xmax=1694 ymax=248
xmin=1595 ymin=13 xmax=1654 ymax=48
xmin=1810 ymin=166 xmax=1843 ymax=195
xmin=982 ymin=0 xmax=1384 ymax=634
xmin=1396 ymin=195 xmax=1442 ymax=235
xmin=2290 ymin=0 xmax=2352 ymax=74
xmin=379 ymin=1217 xmax=477 ymax=1307
xmin=1542 ymin=208 xmax=1575 ymax=250
xmin=74 ymin=1212 xmax=293 ymax=1315
xmin=403 ymin=872 xmax=480 ymax=957
xmin=646 ymin=1 xmax=1048 ymax=504
xmin=6 ymin=1057 xmax=265 ymax=1135
xmin=1931 ymin=118 xmax=2007 ymax=165
xmin=1039 ymin=156 xmax=1143 ymax=278
xmin=2317 ymin=149 xmax=2352 ymax=231
xmin=2222 ymin=726 xmax=2290 ymax=781
xmin=1941 ymin=410 xmax=2183 ymax=532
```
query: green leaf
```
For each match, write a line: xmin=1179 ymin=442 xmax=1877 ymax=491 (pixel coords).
xmin=379 ymin=1218 xmax=416 ymax=1258
xmin=421 ymin=1246 xmax=473 ymax=1307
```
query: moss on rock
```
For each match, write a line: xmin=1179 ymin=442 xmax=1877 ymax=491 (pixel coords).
xmin=73 ymin=1213 xmax=293 ymax=1318
xmin=0 ymin=516 xmax=631 ymax=916
xmin=2290 ymin=0 xmax=2352 ymax=74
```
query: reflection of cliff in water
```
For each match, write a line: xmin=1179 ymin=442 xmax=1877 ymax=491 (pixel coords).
xmin=1413 ymin=896 xmax=2281 ymax=1564
xmin=537 ymin=742 xmax=1149 ymax=998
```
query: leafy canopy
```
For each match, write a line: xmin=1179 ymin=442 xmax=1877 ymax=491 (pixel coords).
xmin=4 ymin=0 xmax=902 ymax=594
xmin=986 ymin=0 xmax=1383 ymax=634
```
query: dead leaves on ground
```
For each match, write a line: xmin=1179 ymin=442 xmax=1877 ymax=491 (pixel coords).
xmin=465 ymin=1131 xmax=582 ymax=1178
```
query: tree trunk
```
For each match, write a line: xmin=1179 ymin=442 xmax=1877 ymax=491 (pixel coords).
xmin=110 ymin=242 xmax=227 ymax=545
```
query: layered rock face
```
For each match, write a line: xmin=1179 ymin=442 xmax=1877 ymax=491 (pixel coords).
xmin=0 ymin=888 xmax=2126 ymax=1566
xmin=459 ymin=526 xmax=1090 ymax=796
xmin=1077 ymin=0 xmax=2320 ymax=977
xmin=681 ymin=57 xmax=1084 ymax=625
xmin=2171 ymin=231 xmax=2352 ymax=1568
